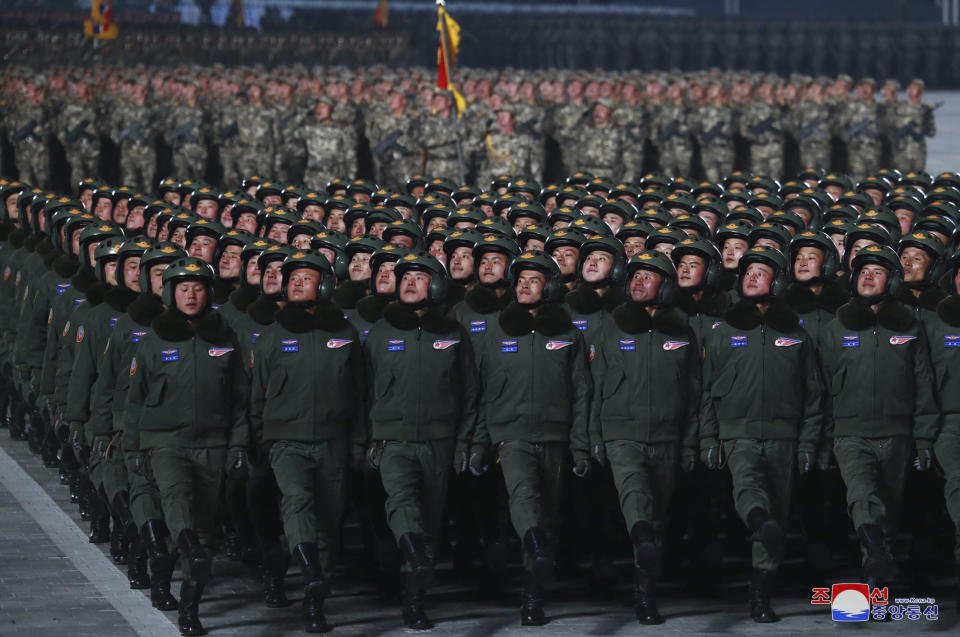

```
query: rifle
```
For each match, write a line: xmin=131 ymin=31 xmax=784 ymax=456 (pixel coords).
xmin=515 ymin=117 xmax=542 ymax=140
xmin=116 ymin=121 xmax=145 ymax=144
xmin=656 ymin=119 xmax=680 ymax=145
xmin=748 ymin=114 xmax=778 ymax=139
xmin=701 ymin=120 xmax=729 ymax=146
xmin=277 ymin=109 xmax=301 ymax=133
xmin=893 ymin=121 xmax=923 ymax=143
xmin=64 ymin=118 xmax=90 ymax=144
xmin=624 ymin=122 xmax=646 ymax=145
xmin=218 ymin=122 xmax=239 ymax=142
xmin=165 ymin=120 xmax=199 ymax=145
xmin=373 ymin=129 xmax=409 ymax=157
xmin=11 ymin=119 xmax=38 ymax=143
xmin=799 ymin=117 xmax=830 ymax=141
xmin=844 ymin=119 xmax=878 ymax=141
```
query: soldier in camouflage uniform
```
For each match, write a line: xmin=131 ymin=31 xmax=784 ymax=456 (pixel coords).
xmin=694 ymin=83 xmax=736 ymax=183
xmin=550 ymin=79 xmax=590 ymax=176
xmin=165 ymin=79 xmax=208 ymax=179
xmin=297 ymin=98 xmax=357 ymax=191
xmin=652 ymin=82 xmax=694 ymax=177
xmin=368 ymin=91 xmax=417 ymax=190
xmin=234 ymin=82 xmax=276 ymax=183
xmin=839 ymin=78 xmax=881 ymax=180
xmin=273 ymin=79 xmax=309 ymax=184
xmin=110 ymin=80 xmax=158 ymax=192
xmin=59 ymin=80 xmax=100 ymax=189
xmin=216 ymin=78 xmax=245 ymax=189
xmin=419 ymin=90 xmax=463 ymax=180
xmin=478 ymin=105 xmax=540 ymax=182
xmin=615 ymin=82 xmax=649 ymax=182
xmin=576 ymin=98 xmax=624 ymax=180
xmin=888 ymin=79 xmax=936 ymax=173
xmin=741 ymin=77 xmax=785 ymax=179
xmin=789 ymin=79 xmax=833 ymax=170
xmin=9 ymin=77 xmax=50 ymax=189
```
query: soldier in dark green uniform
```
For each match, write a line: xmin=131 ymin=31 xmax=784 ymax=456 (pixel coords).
xmin=250 ymin=250 xmax=364 ymax=633
xmin=820 ymin=245 xmax=940 ymax=595
xmin=590 ymin=250 xmax=699 ymax=624
xmin=124 ymin=257 xmax=249 ymax=636
xmin=897 ymin=230 xmax=947 ymax=321
xmin=470 ymin=250 xmax=590 ymax=625
xmin=363 ymin=251 xmax=478 ymax=630
xmin=671 ymin=238 xmax=731 ymax=345
xmin=700 ymin=246 xmax=823 ymax=623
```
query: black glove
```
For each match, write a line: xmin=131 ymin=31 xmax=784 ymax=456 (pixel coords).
xmin=913 ymin=446 xmax=934 ymax=472
xmin=227 ymin=447 xmax=248 ymax=479
xmin=700 ymin=439 xmax=720 ymax=470
xmin=798 ymin=448 xmax=814 ymax=475
xmin=680 ymin=447 xmax=697 ymax=473
xmin=573 ymin=458 xmax=591 ymax=478
xmin=453 ymin=447 xmax=469 ymax=475
xmin=468 ymin=447 xmax=489 ymax=477
xmin=592 ymin=443 xmax=607 ymax=467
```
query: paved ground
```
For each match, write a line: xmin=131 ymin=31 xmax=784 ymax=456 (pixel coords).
xmin=920 ymin=91 xmax=960 ymax=176
xmin=2 ymin=426 xmax=959 ymax=637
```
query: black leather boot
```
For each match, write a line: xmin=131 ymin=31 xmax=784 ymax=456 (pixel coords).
xmin=397 ymin=532 xmax=434 ymax=590
xmin=126 ymin=536 xmax=151 ymax=590
xmin=522 ymin=527 xmax=553 ymax=586
xmin=293 ymin=543 xmax=331 ymax=633
xmin=629 ymin=521 xmax=659 ymax=572
xmin=746 ymin=507 xmax=784 ymax=563
xmin=141 ymin=520 xmax=178 ymax=610
xmin=178 ymin=579 xmax=206 ymax=636
xmin=177 ymin=529 xmax=212 ymax=585
xmin=634 ymin=568 xmax=663 ymax=624
xmin=858 ymin=524 xmax=896 ymax=580
xmin=88 ymin=496 xmax=111 ymax=544
xmin=748 ymin=569 xmax=779 ymax=623
xmin=520 ymin=573 xmax=546 ymax=626
xmin=401 ymin=572 xmax=431 ymax=630
xmin=110 ymin=514 xmax=129 ymax=564
xmin=262 ymin=545 xmax=291 ymax=608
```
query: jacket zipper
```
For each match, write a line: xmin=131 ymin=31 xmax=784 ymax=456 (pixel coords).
xmin=647 ymin=328 xmax=653 ymax=436
xmin=760 ymin=323 xmax=766 ymax=434
xmin=416 ymin=326 xmax=422 ymax=439
xmin=873 ymin=326 xmax=879 ymax=422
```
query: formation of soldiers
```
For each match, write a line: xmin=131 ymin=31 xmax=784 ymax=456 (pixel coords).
xmin=3 ymin=161 xmax=960 ymax=634
xmin=0 ymin=64 xmax=937 ymax=195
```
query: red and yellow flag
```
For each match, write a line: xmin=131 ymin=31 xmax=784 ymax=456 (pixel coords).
xmin=373 ymin=0 xmax=389 ymax=28
xmin=436 ymin=1 xmax=465 ymax=116
xmin=84 ymin=0 xmax=118 ymax=40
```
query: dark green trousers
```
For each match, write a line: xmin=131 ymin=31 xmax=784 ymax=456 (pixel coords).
xmin=724 ymin=438 xmax=796 ymax=571
xmin=379 ymin=438 xmax=455 ymax=561
xmin=607 ymin=440 xmax=677 ymax=567
xmin=123 ymin=451 xmax=164 ymax=531
xmin=936 ymin=431 xmax=960 ymax=561
xmin=270 ymin=438 xmax=347 ymax=572
xmin=834 ymin=436 xmax=909 ymax=535
xmin=498 ymin=440 xmax=568 ymax=573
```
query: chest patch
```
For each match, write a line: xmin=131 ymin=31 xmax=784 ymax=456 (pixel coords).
xmin=663 ymin=340 xmax=689 ymax=351
xmin=572 ymin=319 xmax=588 ymax=331
xmin=132 ymin=330 xmax=147 ymax=343
xmin=387 ymin=339 xmax=405 ymax=352
xmin=161 ymin=348 xmax=179 ymax=362
xmin=208 ymin=347 xmax=233 ymax=357
xmin=546 ymin=340 xmax=573 ymax=350
xmin=774 ymin=337 xmax=802 ymax=347
xmin=843 ymin=335 xmax=860 ymax=348
xmin=619 ymin=339 xmax=635 ymax=352
xmin=281 ymin=339 xmax=299 ymax=353
xmin=501 ymin=339 xmax=518 ymax=353
xmin=327 ymin=339 xmax=352 ymax=349
xmin=730 ymin=335 xmax=748 ymax=348
xmin=889 ymin=335 xmax=916 ymax=345
xmin=469 ymin=320 xmax=486 ymax=333
xmin=56 ymin=283 xmax=70 ymax=295
xmin=433 ymin=340 xmax=458 ymax=350
xmin=945 ymin=335 xmax=960 ymax=347
xmin=251 ymin=331 xmax=261 ymax=344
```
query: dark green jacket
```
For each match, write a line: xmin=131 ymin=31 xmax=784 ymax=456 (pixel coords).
xmin=250 ymin=302 xmax=364 ymax=446
xmin=564 ymin=284 xmax=623 ymax=352
xmin=351 ymin=293 xmax=390 ymax=343
xmin=452 ymin=283 xmax=511 ymax=349
xmin=675 ymin=286 xmax=730 ymax=351
xmin=364 ymin=302 xmax=478 ymax=444
xmin=700 ymin=299 xmax=823 ymax=449
xmin=218 ymin=282 xmax=258 ymax=332
xmin=55 ymin=278 xmax=107 ymax=412
xmin=473 ymin=302 xmax=591 ymax=460
xmin=898 ymin=285 xmax=948 ymax=324
xmin=90 ymin=292 xmax=164 ymax=443
xmin=590 ymin=302 xmax=699 ymax=450
xmin=782 ymin=278 xmax=849 ymax=348
xmin=231 ymin=293 xmax=279 ymax=376
xmin=925 ymin=294 xmax=960 ymax=437
xmin=820 ymin=299 xmax=940 ymax=442
xmin=40 ymin=263 xmax=90 ymax=403
xmin=124 ymin=308 xmax=248 ymax=451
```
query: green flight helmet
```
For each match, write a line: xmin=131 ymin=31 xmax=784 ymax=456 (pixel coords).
xmin=280 ymin=249 xmax=336 ymax=303
xmin=394 ymin=250 xmax=448 ymax=304
xmin=624 ymin=250 xmax=678 ymax=306
xmin=115 ymin=237 xmax=154 ymax=289
xmin=239 ymin=239 xmax=273 ymax=286
xmin=78 ymin=221 xmax=124 ymax=268
xmin=569 ymin=214 xmax=613 ymax=238
xmin=737 ymin=245 xmax=789 ymax=299
xmin=507 ymin=249 xmax=565 ymax=304
xmin=577 ymin=235 xmax=627 ymax=289
xmin=381 ymin=219 xmax=425 ymax=249
xmin=310 ymin=230 xmax=350 ymax=279
xmin=898 ymin=230 xmax=947 ymax=288
xmin=748 ymin=222 xmax=792 ymax=251
xmin=93 ymin=236 xmax=124 ymax=283
xmin=850 ymin=244 xmax=904 ymax=301
xmin=671 ymin=237 xmax=722 ymax=290
xmin=161 ymin=256 xmax=216 ymax=310
xmin=788 ymin=231 xmax=841 ymax=283
xmin=476 ymin=215 xmax=516 ymax=239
